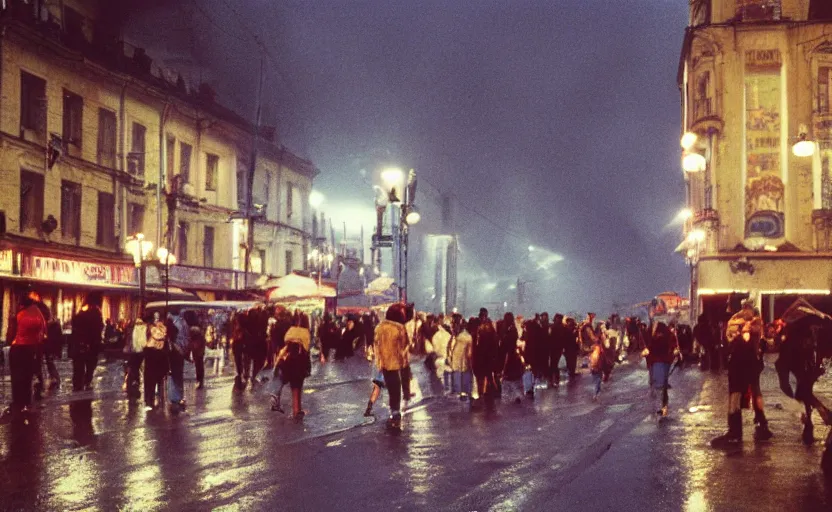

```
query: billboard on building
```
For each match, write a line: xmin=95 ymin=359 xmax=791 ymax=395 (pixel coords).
xmin=744 ymin=48 xmax=785 ymax=240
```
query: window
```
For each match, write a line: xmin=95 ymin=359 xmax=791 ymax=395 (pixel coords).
xmin=166 ymin=136 xmax=176 ymax=179
xmin=285 ymin=250 xmax=293 ymax=275
xmin=735 ymin=1 xmax=781 ymax=21
xmin=61 ymin=90 xmax=83 ymax=150
xmin=694 ymin=72 xmax=712 ymax=119
xmin=97 ymin=109 xmax=117 ymax=168
xmin=819 ymin=67 xmax=832 ymax=115
xmin=127 ymin=203 xmax=145 ymax=237
xmin=129 ymin=122 xmax=146 ymax=177
xmin=206 ymin=153 xmax=219 ymax=191
xmin=20 ymin=170 xmax=44 ymax=233
xmin=180 ymin=142 xmax=192 ymax=183
xmin=177 ymin=221 xmax=189 ymax=263
xmin=60 ymin=181 xmax=81 ymax=242
xmin=96 ymin=192 xmax=116 ymax=248
xmin=63 ymin=6 xmax=85 ymax=45
xmin=20 ymin=72 xmax=46 ymax=137
xmin=810 ymin=0 xmax=832 ymax=21
xmin=286 ymin=182 xmax=294 ymax=219
xmin=203 ymin=226 xmax=215 ymax=268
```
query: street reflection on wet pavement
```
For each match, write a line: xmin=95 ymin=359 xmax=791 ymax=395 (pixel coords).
xmin=1 ymin=353 xmax=832 ymax=511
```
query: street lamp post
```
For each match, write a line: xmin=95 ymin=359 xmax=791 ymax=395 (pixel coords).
xmin=685 ymin=229 xmax=705 ymax=321
xmin=156 ymin=247 xmax=177 ymax=317
xmin=375 ymin=167 xmax=420 ymax=303
xmin=126 ymin=233 xmax=154 ymax=318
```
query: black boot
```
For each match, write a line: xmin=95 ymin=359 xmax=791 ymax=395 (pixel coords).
xmin=754 ymin=412 xmax=774 ymax=441
xmin=363 ymin=401 xmax=374 ymax=417
xmin=711 ymin=412 xmax=742 ymax=449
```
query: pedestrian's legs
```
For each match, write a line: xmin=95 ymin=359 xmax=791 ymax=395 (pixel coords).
xmin=383 ymin=370 xmax=402 ymax=416
xmin=72 ymin=356 xmax=85 ymax=391
xmin=232 ymin=342 xmax=246 ymax=387
xmin=461 ymin=370 xmax=473 ymax=397
xmin=400 ymin=365 xmax=412 ymax=400
xmin=84 ymin=352 xmax=98 ymax=389
xmin=551 ymin=349 xmax=563 ymax=386
xmin=566 ymin=351 xmax=577 ymax=379
xmin=168 ymin=351 xmax=185 ymax=405
xmin=291 ymin=384 xmax=304 ymax=417
xmin=194 ymin=352 xmax=205 ymax=387
xmin=45 ymin=351 xmax=60 ymax=386
xmin=33 ymin=347 xmax=45 ymax=397
xmin=143 ymin=349 xmax=161 ymax=408
xmin=9 ymin=345 xmax=36 ymax=411
xmin=592 ymin=370 xmax=602 ymax=398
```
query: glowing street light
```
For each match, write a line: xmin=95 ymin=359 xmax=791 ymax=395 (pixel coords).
xmin=682 ymin=152 xmax=707 ymax=173
xmin=309 ymin=190 xmax=325 ymax=209
xmin=404 ymin=205 xmax=421 ymax=225
xmin=680 ymin=132 xmax=698 ymax=151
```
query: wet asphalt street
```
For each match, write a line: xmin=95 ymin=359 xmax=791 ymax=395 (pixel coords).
xmin=1 ymin=351 xmax=832 ymax=512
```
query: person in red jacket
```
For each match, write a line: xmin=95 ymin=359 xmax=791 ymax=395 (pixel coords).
xmin=2 ymin=295 xmax=46 ymax=417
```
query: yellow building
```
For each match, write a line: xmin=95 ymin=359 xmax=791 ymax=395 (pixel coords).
xmin=0 ymin=0 xmax=317 ymax=334
xmin=679 ymin=0 xmax=832 ymax=321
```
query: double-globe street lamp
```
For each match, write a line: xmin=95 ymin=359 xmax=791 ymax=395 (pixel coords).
xmin=307 ymin=248 xmax=335 ymax=287
xmin=125 ymin=233 xmax=176 ymax=318
xmin=373 ymin=167 xmax=420 ymax=302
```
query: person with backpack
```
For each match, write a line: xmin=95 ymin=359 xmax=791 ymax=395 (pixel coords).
xmin=276 ymin=312 xmax=312 ymax=420
xmin=143 ymin=312 xmax=168 ymax=411
xmin=70 ymin=293 xmax=104 ymax=392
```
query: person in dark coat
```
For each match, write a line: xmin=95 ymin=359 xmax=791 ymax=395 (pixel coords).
xmin=472 ymin=308 xmax=499 ymax=401
xmin=563 ymin=317 xmax=580 ymax=381
xmin=336 ymin=317 xmax=360 ymax=360
xmin=549 ymin=313 xmax=566 ymax=388
xmin=318 ymin=314 xmax=339 ymax=363
xmin=184 ymin=310 xmax=206 ymax=389
xmin=70 ymin=293 xmax=104 ymax=392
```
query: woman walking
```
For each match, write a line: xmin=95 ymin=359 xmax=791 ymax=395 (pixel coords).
xmin=2 ymin=296 xmax=46 ymax=419
xmin=272 ymin=313 xmax=312 ymax=420
xmin=645 ymin=322 xmax=677 ymax=419
xmin=374 ymin=304 xmax=410 ymax=429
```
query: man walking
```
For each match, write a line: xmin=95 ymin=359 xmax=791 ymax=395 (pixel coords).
xmin=711 ymin=299 xmax=773 ymax=448
xmin=70 ymin=293 xmax=104 ymax=391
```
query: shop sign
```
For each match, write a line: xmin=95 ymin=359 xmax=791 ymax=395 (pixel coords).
xmin=29 ymin=256 xmax=134 ymax=285
xmin=0 ymin=249 xmax=14 ymax=274
xmin=168 ymin=266 xmax=236 ymax=289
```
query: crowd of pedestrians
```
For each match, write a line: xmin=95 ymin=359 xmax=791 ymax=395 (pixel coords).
xmin=1 ymin=286 xmax=774 ymax=447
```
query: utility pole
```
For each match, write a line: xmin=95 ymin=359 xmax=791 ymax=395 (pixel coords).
xmin=243 ymin=51 xmax=265 ymax=289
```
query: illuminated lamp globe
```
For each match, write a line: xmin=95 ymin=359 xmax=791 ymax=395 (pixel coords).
xmin=682 ymin=152 xmax=707 ymax=173
xmin=686 ymin=229 xmax=706 ymax=244
xmin=309 ymin=190 xmax=325 ymax=209
xmin=792 ymin=139 xmax=816 ymax=158
xmin=680 ymin=132 xmax=698 ymax=151
xmin=381 ymin=167 xmax=405 ymax=191
xmin=405 ymin=206 xmax=421 ymax=225
xmin=678 ymin=208 xmax=693 ymax=222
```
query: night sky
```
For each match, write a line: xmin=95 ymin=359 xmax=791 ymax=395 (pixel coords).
xmin=124 ymin=0 xmax=690 ymax=315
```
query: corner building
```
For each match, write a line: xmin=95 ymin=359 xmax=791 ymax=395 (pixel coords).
xmin=0 ymin=0 xmax=317 ymax=337
xmin=679 ymin=0 xmax=832 ymax=321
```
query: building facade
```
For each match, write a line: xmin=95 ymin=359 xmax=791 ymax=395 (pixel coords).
xmin=679 ymin=0 xmax=832 ymax=321
xmin=0 ymin=0 xmax=316 ymax=336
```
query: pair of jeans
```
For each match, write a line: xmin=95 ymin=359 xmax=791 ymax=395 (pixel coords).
xmin=143 ymin=348 xmax=167 ymax=408
xmin=652 ymin=362 xmax=671 ymax=408
xmin=9 ymin=345 xmax=38 ymax=410
xmin=168 ymin=350 xmax=185 ymax=404
xmin=452 ymin=370 xmax=473 ymax=395
xmin=592 ymin=370 xmax=602 ymax=396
